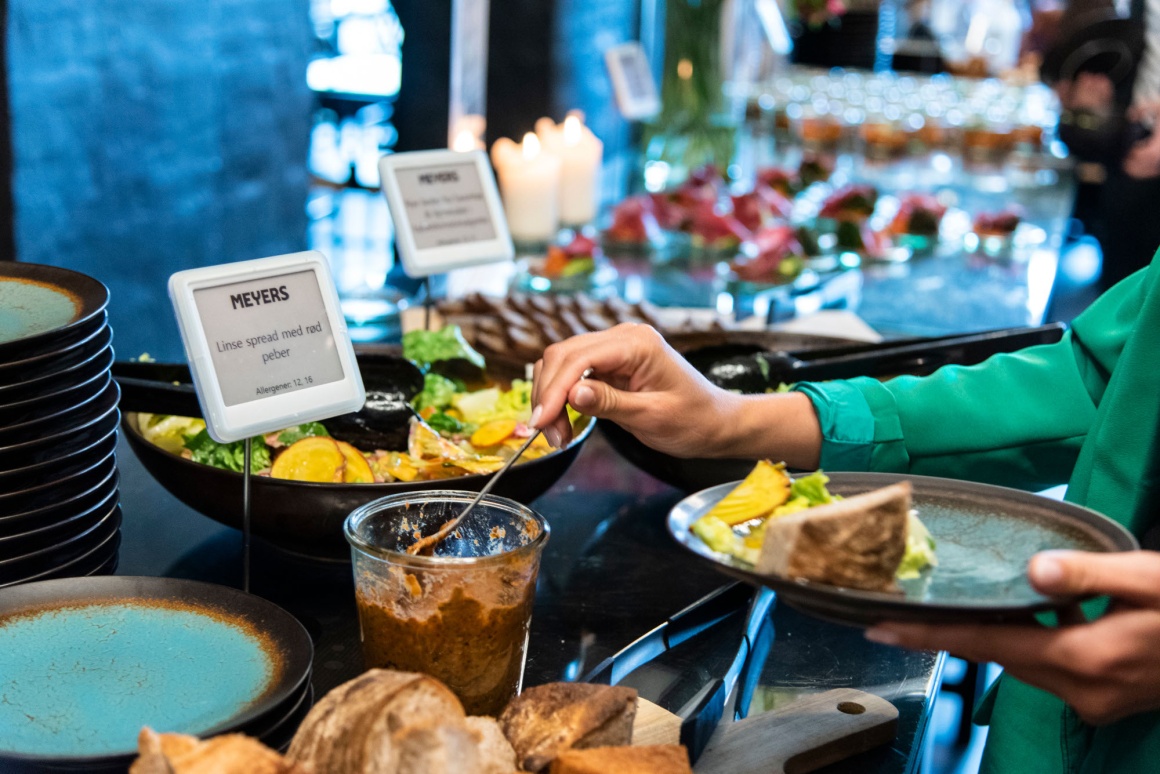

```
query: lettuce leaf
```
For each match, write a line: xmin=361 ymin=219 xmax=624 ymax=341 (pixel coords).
xmin=184 ymin=430 xmax=271 ymax=473
xmin=789 ymin=471 xmax=837 ymax=506
xmin=277 ymin=422 xmax=330 ymax=446
xmin=413 ymin=373 xmax=462 ymax=412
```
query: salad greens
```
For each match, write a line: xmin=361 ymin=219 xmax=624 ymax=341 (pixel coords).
xmin=414 ymin=373 xmax=462 ymax=412
xmin=277 ymin=422 xmax=330 ymax=446
xmin=402 ymin=325 xmax=485 ymax=372
xmin=184 ymin=429 xmax=271 ymax=473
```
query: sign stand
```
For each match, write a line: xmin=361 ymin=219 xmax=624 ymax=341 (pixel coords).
xmin=242 ymin=437 xmax=253 ymax=591
xmin=423 ymin=277 xmax=434 ymax=331
xmin=169 ymin=251 xmax=366 ymax=594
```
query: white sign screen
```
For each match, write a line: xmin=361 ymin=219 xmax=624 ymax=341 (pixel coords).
xmin=394 ymin=161 xmax=498 ymax=249
xmin=193 ymin=270 xmax=346 ymax=407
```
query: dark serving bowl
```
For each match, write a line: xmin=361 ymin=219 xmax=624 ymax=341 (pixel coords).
xmin=123 ymin=413 xmax=594 ymax=561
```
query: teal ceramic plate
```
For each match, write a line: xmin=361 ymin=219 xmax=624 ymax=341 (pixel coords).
xmin=0 ymin=264 xmax=108 ymax=360
xmin=669 ymin=472 xmax=1139 ymax=626
xmin=0 ymin=577 xmax=312 ymax=767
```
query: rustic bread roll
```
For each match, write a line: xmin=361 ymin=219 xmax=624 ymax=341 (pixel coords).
xmin=358 ymin=677 xmax=468 ymax=772
xmin=756 ymin=481 xmax=912 ymax=591
xmin=287 ymin=669 xmax=464 ymax=774
xmin=391 ymin=721 xmax=481 ymax=774
xmin=131 ymin=728 xmax=307 ymax=774
xmin=548 ymin=744 xmax=693 ymax=774
xmin=499 ymin=683 xmax=638 ymax=772
xmin=464 ymin=716 xmax=519 ymax=774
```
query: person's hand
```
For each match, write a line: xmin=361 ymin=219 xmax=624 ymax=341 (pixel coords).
xmin=529 ymin=324 xmax=824 ymax=467
xmin=866 ymin=550 xmax=1160 ymax=726
xmin=1124 ymin=101 xmax=1160 ymax=179
xmin=529 ymin=323 xmax=735 ymax=454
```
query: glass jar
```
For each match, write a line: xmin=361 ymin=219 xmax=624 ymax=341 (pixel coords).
xmin=345 ymin=491 xmax=549 ymax=716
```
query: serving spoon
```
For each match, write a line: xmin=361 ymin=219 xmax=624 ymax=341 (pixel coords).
xmin=406 ymin=429 xmax=543 ymax=555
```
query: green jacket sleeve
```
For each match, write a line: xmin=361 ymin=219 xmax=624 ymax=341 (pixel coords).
xmin=794 ymin=268 xmax=1150 ymax=491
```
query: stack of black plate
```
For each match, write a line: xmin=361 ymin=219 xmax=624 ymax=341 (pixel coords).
xmin=0 ymin=263 xmax=121 ymax=586
xmin=0 ymin=577 xmax=315 ymax=772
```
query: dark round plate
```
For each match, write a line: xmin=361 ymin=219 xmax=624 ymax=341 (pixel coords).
xmin=0 ymin=504 xmax=121 ymax=585
xmin=0 ymin=461 xmax=118 ymax=535
xmin=0 ymin=382 xmax=119 ymax=472
xmin=0 ymin=443 xmax=115 ymax=515
xmin=0 ymin=373 xmax=117 ymax=447
xmin=668 ymin=472 xmax=1140 ymax=626
xmin=0 ymin=475 xmax=119 ymax=553
xmin=0 ymin=424 xmax=118 ymax=490
xmin=0 ymin=576 xmax=313 ymax=768
xmin=0 ymin=264 xmax=109 ymax=360
xmin=35 ymin=525 xmax=122 ymax=586
xmin=0 ymin=368 xmax=110 ymax=428
xmin=261 ymin=684 xmax=315 ymax=754
xmin=122 ymin=412 xmax=596 ymax=561
xmin=0 ymin=343 xmax=114 ymax=405
xmin=237 ymin=673 xmax=313 ymax=741
xmin=0 ymin=323 xmax=111 ymax=387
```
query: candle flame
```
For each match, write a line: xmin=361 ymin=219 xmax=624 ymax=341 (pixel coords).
xmin=452 ymin=129 xmax=476 ymax=152
xmin=522 ymin=132 xmax=541 ymax=160
xmin=563 ymin=115 xmax=582 ymax=146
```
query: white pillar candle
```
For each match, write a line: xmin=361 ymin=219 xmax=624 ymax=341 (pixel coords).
xmin=449 ymin=113 xmax=485 ymax=151
xmin=490 ymin=132 xmax=561 ymax=243
xmin=537 ymin=114 xmax=603 ymax=226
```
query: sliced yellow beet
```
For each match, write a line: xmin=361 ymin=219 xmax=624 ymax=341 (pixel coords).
xmin=336 ymin=441 xmax=375 ymax=483
xmin=271 ymin=437 xmax=346 ymax=483
xmin=703 ymin=460 xmax=791 ymax=526
xmin=381 ymin=452 xmax=419 ymax=482
xmin=470 ymin=419 xmax=518 ymax=448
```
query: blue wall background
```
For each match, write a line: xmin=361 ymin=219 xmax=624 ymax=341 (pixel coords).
xmin=9 ymin=0 xmax=314 ymax=361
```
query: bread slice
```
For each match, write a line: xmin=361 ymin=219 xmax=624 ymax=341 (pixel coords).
xmin=464 ymin=716 xmax=518 ymax=774
xmin=131 ymin=728 xmax=309 ymax=774
xmin=548 ymin=744 xmax=693 ymax=774
xmin=392 ymin=721 xmax=481 ymax=774
xmin=755 ymin=481 xmax=911 ymax=591
xmin=499 ymin=683 xmax=638 ymax=772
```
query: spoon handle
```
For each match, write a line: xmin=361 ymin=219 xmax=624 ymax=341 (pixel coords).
xmin=407 ymin=429 xmax=542 ymax=555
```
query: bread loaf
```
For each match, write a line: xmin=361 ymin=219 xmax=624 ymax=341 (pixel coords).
xmin=392 ymin=721 xmax=481 ymax=773
xmin=287 ymin=669 xmax=464 ymax=773
xmin=130 ymin=728 xmax=308 ymax=774
xmin=464 ymin=716 xmax=519 ymax=774
xmin=499 ymin=683 xmax=638 ymax=772
xmin=756 ymin=481 xmax=911 ymax=591
xmin=548 ymin=744 xmax=693 ymax=774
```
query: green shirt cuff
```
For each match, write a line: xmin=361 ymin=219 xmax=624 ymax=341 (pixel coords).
xmin=794 ymin=377 xmax=910 ymax=473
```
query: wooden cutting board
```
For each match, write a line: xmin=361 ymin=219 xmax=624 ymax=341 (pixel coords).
xmin=632 ymin=689 xmax=899 ymax=774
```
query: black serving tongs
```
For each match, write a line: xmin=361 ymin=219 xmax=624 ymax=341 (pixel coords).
xmin=113 ymin=361 xmax=202 ymax=417
xmin=696 ymin=323 xmax=1066 ymax=392
xmin=582 ymin=582 xmax=777 ymax=763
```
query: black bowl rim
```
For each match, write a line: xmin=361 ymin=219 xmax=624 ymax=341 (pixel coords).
xmin=0 ymin=322 xmax=111 ymax=383
xmin=0 ymin=264 xmax=109 ymax=357
xmin=0 ymin=576 xmax=314 ymax=764
xmin=121 ymin=410 xmax=596 ymax=491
